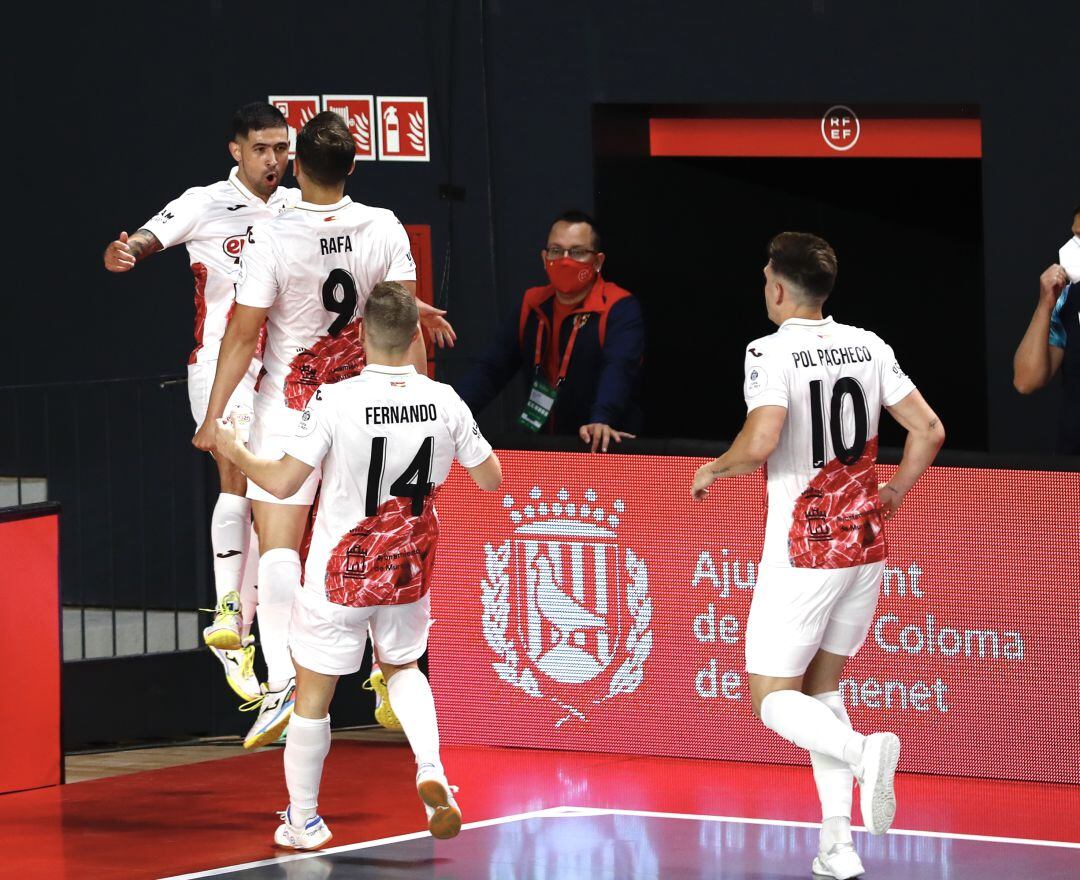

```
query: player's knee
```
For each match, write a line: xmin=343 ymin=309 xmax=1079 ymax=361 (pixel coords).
xmin=380 ymin=659 xmax=420 ymax=681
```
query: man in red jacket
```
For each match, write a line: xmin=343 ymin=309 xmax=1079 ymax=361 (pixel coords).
xmin=456 ymin=211 xmax=645 ymax=451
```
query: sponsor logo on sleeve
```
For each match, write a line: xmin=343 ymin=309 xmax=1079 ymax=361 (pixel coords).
xmin=295 ymin=408 xmax=316 ymax=437
xmin=745 ymin=367 xmax=767 ymax=397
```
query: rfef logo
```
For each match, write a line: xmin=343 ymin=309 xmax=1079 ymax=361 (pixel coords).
xmin=481 ymin=486 xmax=653 ymax=726
xmin=269 ymin=95 xmax=321 ymax=158
xmin=822 ymin=105 xmax=860 ymax=152
xmin=377 ymin=97 xmax=430 ymax=162
xmin=324 ymin=95 xmax=375 ymax=162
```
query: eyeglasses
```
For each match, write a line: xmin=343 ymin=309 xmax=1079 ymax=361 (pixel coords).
xmin=545 ymin=246 xmax=596 ymax=262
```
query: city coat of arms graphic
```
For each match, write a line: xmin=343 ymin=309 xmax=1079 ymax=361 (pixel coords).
xmin=481 ymin=487 xmax=653 ymax=726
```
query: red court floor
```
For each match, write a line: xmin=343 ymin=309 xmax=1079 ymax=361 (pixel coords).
xmin=1 ymin=741 xmax=1078 ymax=879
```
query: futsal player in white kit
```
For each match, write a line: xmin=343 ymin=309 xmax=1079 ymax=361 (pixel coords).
xmin=213 ymin=282 xmax=500 ymax=849
xmin=193 ymin=111 xmax=456 ymax=749
xmin=103 ymin=103 xmax=299 ymax=703
xmin=691 ymin=233 xmax=945 ymax=879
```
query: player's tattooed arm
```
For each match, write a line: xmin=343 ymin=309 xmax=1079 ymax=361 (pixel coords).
xmin=691 ymin=407 xmax=785 ymax=500
xmin=103 ymin=228 xmax=162 ymax=272
xmin=125 ymin=229 xmax=162 ymax=261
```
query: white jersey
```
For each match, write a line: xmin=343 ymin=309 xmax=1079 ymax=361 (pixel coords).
xmin=141 ymin=167 xmax=299 ymax=364
xmin=284 ymin=365 xmax=492 ymax=608
xmin=235 ymin=196 xmax=416 ymax=412
xmin=743 ymin=316 xmax=915 ymax=570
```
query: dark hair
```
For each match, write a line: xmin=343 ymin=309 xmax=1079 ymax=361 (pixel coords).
xmin=364 ymin=282 xmax=419 ymax=352
xmin=296 ymin=111 xmax=356 ymax=186
xmin=552 ymin=210 xmax=602 ymax=251
xmin=1072 ymin=205 xmax=1080 ymax=223
xmin=232 ymin=102 xmax=288 ymax=140
xmin=767 ymin=232 xmax=838 ymax=300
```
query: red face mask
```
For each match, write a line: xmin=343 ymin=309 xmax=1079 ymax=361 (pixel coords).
xmin=545 ymin=258 xmax=597 ymax=295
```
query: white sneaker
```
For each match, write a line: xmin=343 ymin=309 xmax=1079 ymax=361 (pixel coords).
xmin=274 ymin=806 xmax=333 ymax=851
xmin=243 ymin=679 xmax=295 ymax=750
xmin=203 ymin=590 xmax=243 ymax=650
xmin=812 ymin=842 xmax=865 ymax=879
xmin=854 ymin=732 xmax=901 ymax=835
xmin=416 ymin=764 xmax=462 ymax=840
xmin=209 ymin=638 xmax=261 ymax=702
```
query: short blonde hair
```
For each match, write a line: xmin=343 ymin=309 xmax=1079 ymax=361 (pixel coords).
xmin=364 ymin=282 xmax=418 ymax=352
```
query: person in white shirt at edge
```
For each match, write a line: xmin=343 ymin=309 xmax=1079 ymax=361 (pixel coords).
xmin=193 ymin=111 xmax=457 ymax=750
xmin=213 ymin=282 xmax=501 ymax=850
xmin=102 ymin=103 xmax=299 ymax=705
xmin=690 ymin=233 xmax=945 ymax=880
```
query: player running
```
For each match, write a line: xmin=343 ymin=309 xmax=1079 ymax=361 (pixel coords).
xmin=691 ymin=233 xmax=944 ymax=879
xmin=213 ymin=282 xmax=500 ymax=848
xmin=103 ymin=102 xmax=299 ymax=703
xmin=193 ymin=111 xmax=455 ymax=749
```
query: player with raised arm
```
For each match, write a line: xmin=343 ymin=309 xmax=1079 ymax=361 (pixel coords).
xmin=691 ymin=233 xmax=945 ymax=880
xmin=213 ymin=282 xmax=499 ymax=849
xmin=102 ymin=102 xmax=299 ymax=704
xmin=193 ymin=112 xmax=456 ymax=749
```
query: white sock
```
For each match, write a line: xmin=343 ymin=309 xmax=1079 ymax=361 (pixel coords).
xmin=283 ymin=712 xmax=331 ymax=823
xmin=760 ymin=689 xmax=865 ymax=766
xmin=211 ymin=494 xmax=251 ymax=601
xmin=386 ymin=668 xmax=441 ymax=770
xmin=810 ymin=691 xmax=855 ymax=836
xmin=257 ymin=548 xmax=299 ymax=689
xmin=239 ymin=526 xmax=259 ymax=639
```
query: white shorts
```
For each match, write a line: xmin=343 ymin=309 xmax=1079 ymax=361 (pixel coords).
xmin=289 ymin=584 xmax=431 ymax=676
xmin=745 ymin=560 xmax=884 ymax=678
xmin=245 ymin=394 xmax=321 ymax=505
xmin=186 ymin=358 xmax=260 ymax=427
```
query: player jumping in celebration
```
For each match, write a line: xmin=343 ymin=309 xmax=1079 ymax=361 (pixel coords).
xmin=193 ymin=112 xmax=456 ymax=749
xmin=213 ymin=282 xmax=500 ymax=848
xmin=103 ymin=103 xmax=299 ymax=704
xmin=691 ymin=233 xmax=944 ymax=879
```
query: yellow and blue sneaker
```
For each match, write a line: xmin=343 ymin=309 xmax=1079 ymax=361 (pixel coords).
xmin=363 ymin=665 xmax=403 ymax=731
xmin=203 ymin=590 xmax=243 ymax=650
xmin=209 ymin=638 xmax=261 ymax=702
xmin=243 ymin=679 xmax=295 ymax=749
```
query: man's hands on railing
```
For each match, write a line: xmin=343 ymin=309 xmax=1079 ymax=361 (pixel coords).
xmin=579 ymin=422 xmax=637 ymax=453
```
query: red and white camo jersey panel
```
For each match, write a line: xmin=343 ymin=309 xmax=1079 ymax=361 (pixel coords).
xmin=235 ymin=196 xmax=416 ymax=410
xmin=284 ymin=366 xmax=491 ymax=607
xmin=742 ymin=316 xmax=915 ymax=569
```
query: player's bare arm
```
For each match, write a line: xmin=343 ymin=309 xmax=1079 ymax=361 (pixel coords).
xmin=103 ymin=228 xmax=163 ymax=272
xmin=465 ymin=452 xmax=503 ymax=491
xmin=691 ymin=405 xmax=787 ymax=501
xmin=398 ymin=279 xmax=456 ymax=349
xmin=880 ymin=390 xmax=945 ymax=519
xmin=213 ymin=418 xmax=313 ymax=499
xmin=192 ymin=303 xmax=267 ymax=451
xmin=1013 ymin=263 xmax=1067 ymax=393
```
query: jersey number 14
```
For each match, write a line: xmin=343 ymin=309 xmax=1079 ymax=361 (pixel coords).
xmin=365 ymin=436 xmax=435 ymax=516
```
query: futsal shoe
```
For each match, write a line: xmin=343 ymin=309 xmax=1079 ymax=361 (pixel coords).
xmin=274 ymin=806 xmax=333 ymax=851
xmin=243 ymin=679 xmax=296 ymax=750
xmin=363 ymin=665 xmax=403 ymax=731
xmin=854 ymin=731 xmax=901 ymax=835
xmin=812 ymin=842 xmax=865 ymax=879
xmin=416 ymin=763 xmax=462 ymax=840
xmin=203 ymin=590 xmax=243 ymax=650
xmin=209 ymin=638 xmax=261 ymax=702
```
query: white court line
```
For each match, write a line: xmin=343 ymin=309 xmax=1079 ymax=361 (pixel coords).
xmin=160 ymin=803 xmax=1080 ymax=878
xmin=158 ymin=807 xmax=570 ymax=879
xmin=561 ymin=806 xmax=1080 ymax=850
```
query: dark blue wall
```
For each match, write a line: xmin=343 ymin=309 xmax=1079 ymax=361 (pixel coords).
xmin=9 ymin=0 xmax=1080 ymax=452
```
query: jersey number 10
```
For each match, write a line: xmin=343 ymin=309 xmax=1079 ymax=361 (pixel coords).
xmin=809 ymin=378 xmax=868 ymax=469
xmin=365 ymin=436 xmax=435 ymax=517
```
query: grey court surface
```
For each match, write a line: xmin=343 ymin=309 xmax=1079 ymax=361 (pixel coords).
xmin=171 ymin=809 xmax=1080 ymax=880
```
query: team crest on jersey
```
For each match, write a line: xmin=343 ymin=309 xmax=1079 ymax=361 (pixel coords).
xmin=480 ymin=487 xmax=653 ymax=727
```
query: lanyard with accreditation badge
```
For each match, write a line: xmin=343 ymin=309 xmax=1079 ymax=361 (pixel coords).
xmin=518 ymin=312 xmax=589 ymax=432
